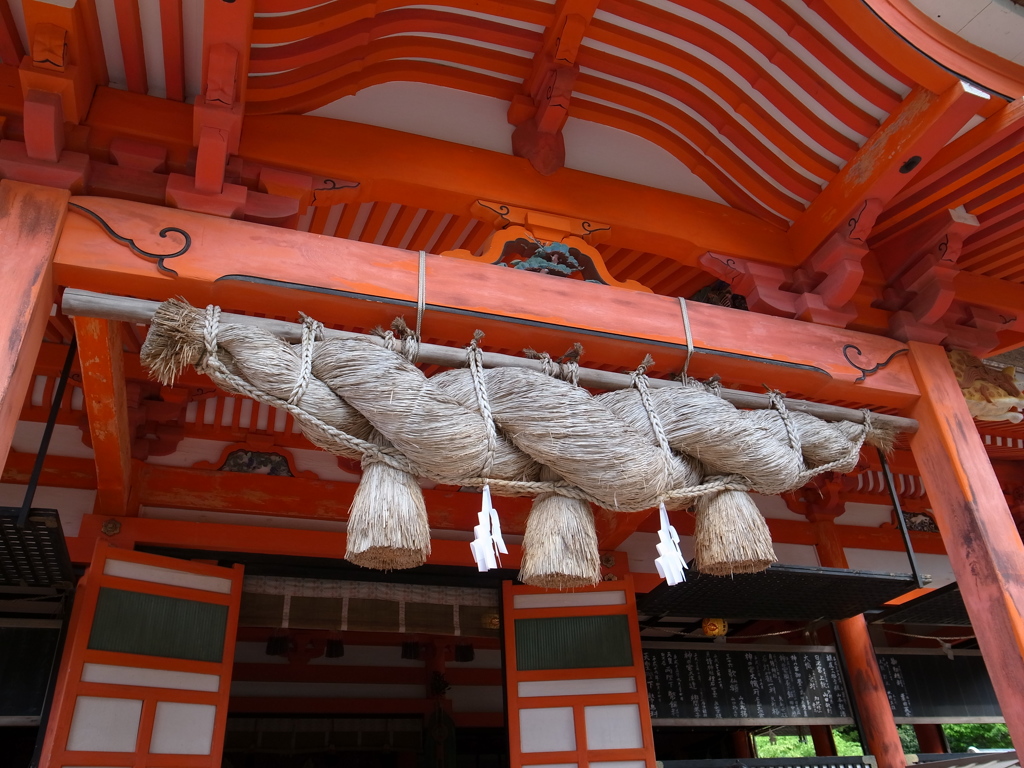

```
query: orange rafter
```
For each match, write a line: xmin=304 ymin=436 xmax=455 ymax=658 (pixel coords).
xmin=73 ymin=316 xmax=134 ymax=516
xmin=577 ymin=49 xmax=823 ymax=200
xmin=246 ymin=36 xmax=531 ymax=103
xmin=660 ymin=0 xmax=881 ymax=135
xmin=571 ymin=97 xmax=793 ymax=228
xmin=245 ymin=59 xmax=518 ymax=116
xmin=159 ymin=0 xmax=185 ymax=101
xmin=743 ymin=0 xmax=902 ymax=113
xmin=248 ymin=7 xmax=540 ymax=75
xmin=600 ymin=0 xmax=860 ymax=157
xmin=113 ymin=0 xmax=147 ymax=94
xmin=0 ymin=0 xmax=24 ymax=65
xmin=573 ymin=75 xmax=808 ymax=218
xmin=790 ymin=82 xmax=989 ymax=260
xmin=584 ymin=20 xmax=841 ymax=180
xmin=251 ymin=0 xmax=552 ymax=46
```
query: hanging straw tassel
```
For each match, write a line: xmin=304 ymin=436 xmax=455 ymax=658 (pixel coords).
xmin=694 ymin=488 xmax=777 ymax=576
xmin=346 ymin=434 xmax=431 ymax=570
xmin=519 ymin=468 xmax=601 ymax=589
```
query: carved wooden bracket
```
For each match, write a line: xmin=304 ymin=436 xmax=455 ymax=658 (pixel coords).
xmin=443 ymin=201 xmax=649 ymax=292
xmin=508 ymin=13 xmax=589 ymax=175
xmin=874 ymin=206 xmax=979 ymax=342
xmin=699 ymin=199 xmax=882 ymax=328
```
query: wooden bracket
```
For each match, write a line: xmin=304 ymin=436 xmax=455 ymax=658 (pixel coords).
xmin=509 ymin=4 xmax=595 ymax=175
xmin=700 ymin=198 xmax=882 ymax=327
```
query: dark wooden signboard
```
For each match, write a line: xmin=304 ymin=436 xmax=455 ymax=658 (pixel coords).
xmin=877 ymin=652 xmax=1002 ymax=723
xmin=644 ymin=645 xmax=853 ymax=726
xmin=0 ymin=626 xmax=61 ymax=724
xmin=644 ymin=645 xmax=1002 ymax=726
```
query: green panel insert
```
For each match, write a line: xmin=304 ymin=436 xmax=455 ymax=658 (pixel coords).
xmin=515 ymin=615 xmax=633 ymax=671
xmin=88 ymin=587 xmax=228 ymax=663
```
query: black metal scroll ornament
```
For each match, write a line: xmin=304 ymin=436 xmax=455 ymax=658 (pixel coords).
xmin=68 ymin=202 xmax=191 ymax=277
xmin=842 ymin=344 xmax=909 ymax=383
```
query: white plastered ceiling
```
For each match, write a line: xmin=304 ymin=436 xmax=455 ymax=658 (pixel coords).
xmin=911 ymin=0 xmax=1024 ymax=64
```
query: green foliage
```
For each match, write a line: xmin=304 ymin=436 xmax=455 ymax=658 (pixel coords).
xmin=756 ymin=723 xmax=1013 ymax=758
xmin=942 ymin=723 xmax=1012 ymax=752
xmin=754 ymin=735 xmax=816 ymax=758
xmin=833 ymin=730 xmax=865 ymax=757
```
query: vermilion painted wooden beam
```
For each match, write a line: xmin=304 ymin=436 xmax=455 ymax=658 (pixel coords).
xmin=0 ymin=181 xmax=68 ymax=471
xmin=135 ymin=462 xmax=533 ymax=534
xmin=898 ymin=98 xmax=1024 ymax=205
xmin=80 ymin=86 xmax=793 ymax=266
xmin=52 ymin=195 xmax=917 ymax=408
xmin=907 ymin=341 xmax=1024 ymax=751
xmin=72 ymin=316 xmax=134 ymax=515
xmin=790 ymin=82 xmax=990 ymax=261
xmin=70 ymin=513 xmax=527 ymax=570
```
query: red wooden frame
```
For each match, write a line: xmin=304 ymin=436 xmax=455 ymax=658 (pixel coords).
xmin=40 ymin=540 xmax=244 ymax=768
xmin=503 ymin=577 xmax=656 ymax=768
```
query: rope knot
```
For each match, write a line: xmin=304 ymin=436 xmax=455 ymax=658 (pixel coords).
xmin=766 ymin=389 xmax=802 ymax=457
xmin=287 ymin=313 xmax=324 ymax=406
xmin=631 ymin=355 xmax=672 ymax=459
xmin=198 ymin=304 xmax=222 ymax=376
xmin=467 ymin=331 xmax=497 ymax=478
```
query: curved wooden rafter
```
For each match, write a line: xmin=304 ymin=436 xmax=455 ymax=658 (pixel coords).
xmin=580 ymin=24 xmax=842 ymax=179
xmin=240 ymin=0 xmax=904 ymax=227
xmin=248 ymin=8 xmax=541 ymax=74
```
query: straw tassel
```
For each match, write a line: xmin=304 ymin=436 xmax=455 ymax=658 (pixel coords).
xmin=345 ymin=434 xmax=431 ymax=570
xmin=694 ymin=489 xmax=777 ymax=576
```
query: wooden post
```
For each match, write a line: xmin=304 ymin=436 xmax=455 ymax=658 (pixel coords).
xmin=913 ymin=724 xmax=946 ymax=754
xmin=810 ymin=725 xmax=837 ymax=756
xmin=732 ymin=729 xmax=753 ymax=758
xmin=0 ymin=180 xmax=69 ymax=470
xmin=814 ymin=517 xmax=906 ymax=768
xmin=907 ymin=340 xmax=1024 ymax=751
xmin=73 ymin=316 xmax=134 ymax=515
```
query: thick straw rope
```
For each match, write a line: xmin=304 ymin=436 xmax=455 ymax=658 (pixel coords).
xmin=141 ymin=299 xmax=890 ymax=515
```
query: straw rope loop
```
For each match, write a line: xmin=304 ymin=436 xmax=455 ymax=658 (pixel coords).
xmin=288 ymin=313 xmax=324 ymax=406
xmin=467 ymin=331 xmax=498 ymax=478
xmin=631 ymin=355 xmax=672 ymax=457
xmin=767 ymin=390 xmax=802 ymax=457
xmin=200 ymin=304 xmax=221 ymax=376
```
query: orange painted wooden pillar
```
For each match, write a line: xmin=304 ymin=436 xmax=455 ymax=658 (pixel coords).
xmin=732 ymin=729 xmax=753 ymax=758
xmin=0 ymin=180 xmax=69 ymax=469
xmin=814 ymin=517 xmax=905 ymax=768
xmin=913 ymin=724 xmax=946 ymax=754
xmin=810 ymin=725 xmax=837 ymax=756
xmin=907 ymin=341 xmax=1024 ymax=751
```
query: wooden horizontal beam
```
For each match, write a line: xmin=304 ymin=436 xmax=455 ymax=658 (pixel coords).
xmin=82 ymin=86 xmax=794 ymax=269
xmin=63 ymin=288 xmax=918 ymax=432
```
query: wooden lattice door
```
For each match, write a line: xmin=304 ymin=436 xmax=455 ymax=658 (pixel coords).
xmin=503 ymin=576 xmax=657 ymax=768
xmin=39 ymin=541 xmax=243 ymax=767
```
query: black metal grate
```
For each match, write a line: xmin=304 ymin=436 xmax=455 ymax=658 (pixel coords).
xmin=876 ymin=582 xmax=971 ymax=627
xmin=0 ymin=509 xmax=74 ymax=589
xmin=638 ymin=563 xmax=922 ymax=621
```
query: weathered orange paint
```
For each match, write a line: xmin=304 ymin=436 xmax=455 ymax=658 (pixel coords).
xmin=74 ymin=316 xmax=134 ymax=516
xmin=52 ymin=195 xmax=919 ymax=407
xmin=908 ymin=341 xmax=1024 ymax=751
xmin=0 ymin=180 xmax=68 ymax=471
xmin=790 ymin=83 xmax=989 ymax=261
